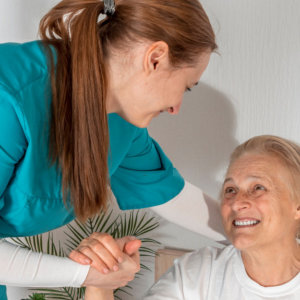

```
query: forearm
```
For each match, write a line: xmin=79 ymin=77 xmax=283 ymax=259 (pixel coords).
xmin=150 ymin=181 xmax=227 ymax=241
xmin=0 ymin=239 xmax=90 ymax=287
xmin=84 ymin=287 xmax=114 ymax=300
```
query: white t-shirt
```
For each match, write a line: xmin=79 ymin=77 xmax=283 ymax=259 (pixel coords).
xmin=144 ymin=245 xmax=300 ymax=300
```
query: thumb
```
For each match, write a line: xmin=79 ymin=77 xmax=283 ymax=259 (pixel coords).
xmin=116 ymin=236 xmax=141 ymax=254
xmin=124 ymin=239 xmax=142 ymax=256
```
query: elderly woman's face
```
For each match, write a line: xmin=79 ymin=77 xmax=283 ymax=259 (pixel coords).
xmin=221 ymin=153 xmax=300 ymax=251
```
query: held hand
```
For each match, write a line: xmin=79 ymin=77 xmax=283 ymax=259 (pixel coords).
xmin=69 ymin=233 xmax=141 ymax=274
xmin=82 ymin=240 xmax=141 ymax=289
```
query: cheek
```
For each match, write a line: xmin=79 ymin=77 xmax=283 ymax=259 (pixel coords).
xmin=221 ymin=203 xmax=231 ymax=222
xmin=257 ymin=197 xmax=278 ymax=215
xmin=170 ymin=89 xmax=185 ymax=108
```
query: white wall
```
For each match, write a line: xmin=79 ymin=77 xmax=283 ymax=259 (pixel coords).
xmin=1 ymin=0 xmax=300 ymax=299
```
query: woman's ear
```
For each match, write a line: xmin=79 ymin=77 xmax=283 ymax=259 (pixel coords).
xmin=144 ymin=41 xmax=169 ymax=74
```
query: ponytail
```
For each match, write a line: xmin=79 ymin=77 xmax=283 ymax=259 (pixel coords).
xmin=40 ymin=0 xmax=109 ymax=221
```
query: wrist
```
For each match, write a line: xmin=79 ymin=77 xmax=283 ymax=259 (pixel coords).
xmin=85 ymin=286 xmax=114 ymax=300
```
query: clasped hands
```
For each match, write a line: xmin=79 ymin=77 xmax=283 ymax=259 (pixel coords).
xmin=69 ymin=233 xmax=141 ymax=289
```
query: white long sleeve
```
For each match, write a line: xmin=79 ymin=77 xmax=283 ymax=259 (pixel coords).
xmin=0 ymin=239 xmax=90 ymax=287
xmin=150 ymin=181 xmax=227 ymax=241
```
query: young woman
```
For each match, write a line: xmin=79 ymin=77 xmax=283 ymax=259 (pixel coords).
xmin=0 ymin=0 xmax=224 ymax=298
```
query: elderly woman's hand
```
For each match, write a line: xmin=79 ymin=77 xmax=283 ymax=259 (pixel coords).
xmin=82 ymin=247 xmax=140 ymax=290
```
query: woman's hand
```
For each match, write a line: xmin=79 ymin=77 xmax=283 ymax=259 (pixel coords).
xmin=69 ymin=233 xmax=141 ymax=274
xmin=80 ymin=236 xmax=141 ymax=290
xmin=69 ymin=233 xmax=132 ymax=274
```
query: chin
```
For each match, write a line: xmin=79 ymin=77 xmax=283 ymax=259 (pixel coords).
xmin=135 ymin=116 xmax=154 ymax=128
xmin=122 ymin=112 xmax=155 ymax=128
xmin=230 ymin=235 xmax=257 ymax=251
xmin=132 ymin=120 xmax=150 ymax=128
xmin=119 ymin=114 xmax=150 ymax=128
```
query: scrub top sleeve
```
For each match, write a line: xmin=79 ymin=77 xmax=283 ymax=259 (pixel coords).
xmin=0 ymin=87 xmax=27 ymax=206
xmin=110 ymin=128 xmax=184 ymax=210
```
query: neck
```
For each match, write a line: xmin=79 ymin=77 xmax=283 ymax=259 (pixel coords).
xmin=241 ymin=240 xmax=300 ymax=286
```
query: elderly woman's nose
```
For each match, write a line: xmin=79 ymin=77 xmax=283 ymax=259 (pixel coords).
xmin=231 ymin=193 xmax=251 ymax=211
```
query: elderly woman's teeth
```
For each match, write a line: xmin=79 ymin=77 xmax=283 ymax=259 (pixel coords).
xmin=234 ymin=220 xmax=260 ymax=226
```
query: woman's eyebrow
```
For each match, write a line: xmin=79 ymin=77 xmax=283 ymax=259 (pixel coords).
xmin=223 ymin=178 xmax=233 ymax=184
xmin=224 ymin=175 xmax=269 ymax=186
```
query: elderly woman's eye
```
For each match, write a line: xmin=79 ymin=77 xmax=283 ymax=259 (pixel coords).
xmin=254 ymin=184 xmax=265 ymax=191
xmin=223 ymin=187 xmax=237 ymax=199
xmin=224 ymin=187 xmax=236 ymax=194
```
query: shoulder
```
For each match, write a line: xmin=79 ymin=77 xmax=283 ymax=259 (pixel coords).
xmin=0 ymin=41 xmax=54 ymax=141
xmin=145 ymin=246 xmax=236 ymax=299
xmin=0 ymin=40 xmax=50 ymax=94
xmin=175 ymin=245 xmax=236 ymax=275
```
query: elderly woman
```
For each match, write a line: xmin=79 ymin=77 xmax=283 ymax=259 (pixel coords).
xmin=85 ymin=135 xmax=300 ymax=299
xmin=144 ymin=135 xmax=300 ymax=299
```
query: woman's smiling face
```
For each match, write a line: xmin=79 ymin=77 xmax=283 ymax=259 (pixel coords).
xmin=221 ymin=153 xmax=300 ymax=251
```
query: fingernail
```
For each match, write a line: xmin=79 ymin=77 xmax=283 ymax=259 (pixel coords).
xmin=129 ymin=236 xmax=136 ymax=240
xmin=113 ymin=265 xmax=119 ymax=272
xmin=83 ymin=259 xmax=91 ymax=264
xmin=103 ymin=268 xmax=109 ymax=274
xmin=118 ymin=257 xmax=123 ymax=263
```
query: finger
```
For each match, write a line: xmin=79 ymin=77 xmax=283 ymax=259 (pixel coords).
xmin=91 ymin=233 xmax=124 ymax=263
xmin=69 ymin=249 xmax=92 ymax=265
xmin=131 ymin=252 xmax=141 ymax=270
xmin=124 ymin=239 xmax=142 ymax=256
xmin=120 ymin=281 xmax=129 ymax=288
xmin=78 ymin=246 xmax=113 ymax=274
xmin=89 ymin=243 xmax=120 ymax=272
xmin=78 ymin=236 xmax=120 ymax=271
xmin=125 ymin=250 xmax=141 ymax=273
xmin=116 ymin=236 xmax=137 ymax=253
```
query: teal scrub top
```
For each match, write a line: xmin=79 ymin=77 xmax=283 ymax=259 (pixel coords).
xmin=0 ymin=41 xmax=184 ymax=239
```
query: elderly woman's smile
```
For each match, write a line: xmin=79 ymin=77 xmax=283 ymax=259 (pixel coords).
xmin=233 ymin=219 xmax=260 ymax=227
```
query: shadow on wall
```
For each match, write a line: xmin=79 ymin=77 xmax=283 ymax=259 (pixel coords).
xmin=149 ymin=82 xmax=238 ymax=199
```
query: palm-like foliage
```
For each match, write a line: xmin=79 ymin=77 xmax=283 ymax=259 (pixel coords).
xmin=12 ymin=208 xmax=160 ymax=300
xmin=22 ymin=293 xmax=46 ymax=300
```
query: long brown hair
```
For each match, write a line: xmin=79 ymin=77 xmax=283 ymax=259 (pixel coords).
xmin=39 ymin=0 xmax=217 ymax=221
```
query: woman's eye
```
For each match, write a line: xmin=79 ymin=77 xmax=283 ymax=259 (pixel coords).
xmin=254 ymin=184 xmax=265 ymax=191
xmin=224 ymin=187 xmax=236 ymax=194
xmin=185 ymin=87 xmax=192 ymax=92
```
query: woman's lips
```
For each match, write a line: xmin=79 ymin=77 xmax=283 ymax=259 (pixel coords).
xmin=233 ymin=219 xmax=261 ymax=227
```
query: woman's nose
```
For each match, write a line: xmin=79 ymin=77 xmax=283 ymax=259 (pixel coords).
xmin=167 ymin=103 xmax=181 ymax=115
xmin=231 ymin=193 xmax=251 ymax=211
